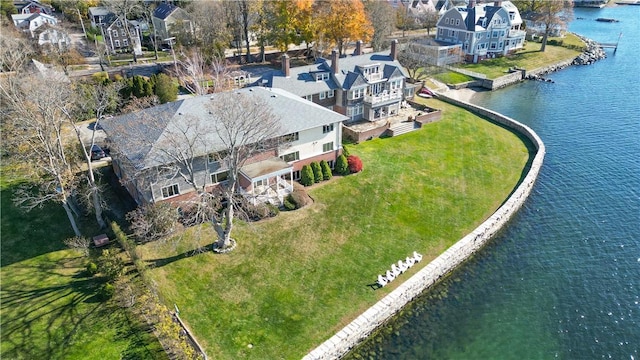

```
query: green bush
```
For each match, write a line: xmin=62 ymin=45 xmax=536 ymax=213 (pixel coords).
xmin=320 ymin=160 xmax=332 ymax=180
xmin=86 ymin=262 xmax=98 ymax=276
xmin=98 ymin=283 xmax=115 ymax=300
xmin=310 ymin=162 xmax=323 ymax=183
xmin=153 ymin=73 xmax=178 ymax=103
xmin=98 ymin=249 xmax=125 ymax=280
xmin=283 ymin=194 xmax=296 ymax=211
xmin=300 ymin=164 xmax=315 ymax=186
xmin=342 ymin=145 xmax=350 ymax=157
xmin=335 ymin=154 xmax=349 ymax=175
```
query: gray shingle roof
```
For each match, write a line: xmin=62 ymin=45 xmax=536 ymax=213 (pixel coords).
xmin=101 ymin=87 xmax=348 ymax=170
xmin=153 ymin=3 xmax=178 ymax=20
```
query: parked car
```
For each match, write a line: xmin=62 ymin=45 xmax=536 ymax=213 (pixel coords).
xmin=90 ymin=145 xmax=106 ymax=161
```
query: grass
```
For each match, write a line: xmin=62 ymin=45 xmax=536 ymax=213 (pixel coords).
xmin=431 ymin=71 xmax=475 ymax=84
xmin=457 ymin=38 xmax=582 ymax=79
xmin=136 ymin=98 xmax=533 ymax=359
xmin=0 ymin=165 xmax=165 ymax=360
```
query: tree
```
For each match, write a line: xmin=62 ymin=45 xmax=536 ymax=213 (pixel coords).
xmin=395 ymin=2 xmax=415 ymax=37
xmin=102 ymin=0 xmax=144 ymax=61
xmin=398 ymin=43 xmax=431 ymax=81
xmin=0 ymin=30 xmax=35 ymax=72
xmin=313 ymin=0 xmax=373 ymax=56
xmin=153 ymin=73 xmax=178 ymax=103
xmin=126 ymin=202 xmax=178 ymax=242
xmin=320 ymin=160 xmax=332 ymax=180
xmin=185 ymin=1 xmax=231 ymax=60
xmin=335 ymin=154 xmax=349 ymax=175
xmin=416 ymin=9 xmax=439 ymax=36
xmin=0 ymin=1 xmax=17 ymax=19
xmin=513 ymin=0 xmax=573 ymax=52
xmin=300 ymin=164 xmax=315 ymax=186
xmin=311 ymin=161 xmax=323 ymax=183
xmin=0 ymin=72 xmax=82 ymax=236
xmin=347 ymin=155 xmax=363 ymax=173
xmin=364 ymin=0 xmax=395 ymax=52
xmin=173 ymin=49 xmax=210 ymax=96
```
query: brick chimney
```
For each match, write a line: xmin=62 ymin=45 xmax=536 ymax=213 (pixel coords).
xmin=331 ymin=50 xmax=339 ymax=74
xmin=281 ymin=54 xmax=290 ymax=78
xmin=355 ymin=40 xmax=363 ymax=56
xmin=390 ymin=39 xmax=398 ymax=61
xmin=494 ymin=1 xmax=502 ymax=6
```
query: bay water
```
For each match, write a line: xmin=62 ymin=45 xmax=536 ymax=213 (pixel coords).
xmin=347 ymin=6 xmax=639 ymax=359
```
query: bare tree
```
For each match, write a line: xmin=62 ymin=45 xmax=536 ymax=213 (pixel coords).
xmin=63 ymin=236 xmax=91 ymax=257
xmin=73 ymin=81 xmax=124 ymax=229
xmin=0 ymin=72 xmax=82 ymax=236
xmin=0 ymin=30 xmax=35 ymax=72
xmin=364 ymin=0 xmax=395 ymax=52
xmin=513 ymin=0 xmax=574 ymax=52
xmin=185 ymin=1 xmax=231 ymax=61
xmin=174 ymin=49 xmax=210 ymax=96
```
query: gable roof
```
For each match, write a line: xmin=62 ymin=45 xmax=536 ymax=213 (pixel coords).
xmin=262 ymin=61 xmax=339 ymax=97
xmin=101 ymin=87 xmax=349 ymax=170
xmin=153 ymin=3 xmax=178 ymax=20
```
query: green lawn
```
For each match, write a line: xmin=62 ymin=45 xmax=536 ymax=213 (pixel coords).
xmin=458 ymin=37 xmax=583 ymax=79
xmin=431 ymin=71 xmax=475 ymax=84
xmin=136 ymin=98 xmax=533 ymax=359
xmin=0 ymin=167 xmax=165 ymax=360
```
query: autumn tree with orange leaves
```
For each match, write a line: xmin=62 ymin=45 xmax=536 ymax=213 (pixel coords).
xmin=266 ymin=0 xmax=314 ymax=52
xmin=313 ymin=0 xmax=373 ymax=56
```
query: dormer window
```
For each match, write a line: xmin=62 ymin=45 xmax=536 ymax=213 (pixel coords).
xmin=315 ymin=72 xmax=329 ymax=81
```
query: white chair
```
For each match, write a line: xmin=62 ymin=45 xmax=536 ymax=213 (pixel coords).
xmin=391 ymin=264 xmax=401 ymax=277
xmin=398 ymin=260 xmax=408 ymax=273
xmin=405 ymin=256 xmax=415 ymax=267
xmin=413 ymin=251 xmax=423 ymax=263
xmin=377 ymin=274 xmax=388 ymax=287
xmin=386 ymin=270 xmax=396 ymax=281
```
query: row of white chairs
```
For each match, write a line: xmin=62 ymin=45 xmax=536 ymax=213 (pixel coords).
xmin=377 ymin=251 xmax=423 ymax=287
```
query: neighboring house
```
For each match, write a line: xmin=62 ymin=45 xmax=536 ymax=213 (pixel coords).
xmin=34 ymin=24 xmax=71 ymax=49
xmin=100 ymin=87 xmax=348 ymax=205
xmin=406 ymin=38 xmax=464 ymax=66
xmin=14 ymin=0 xmax=54 ymax=15
xmin=260 ymin=40 xmax=413 ymax=123
xmin=89 ymin=6 xmax=143 ymax=56
xmin=573 ymin=0 xmax=608 ymax=7
xmin=435 ymin=0 xmax=525 ymax=63
xmin=151 ymin=3 xmax=193 ymax=42
xmin=28 ymin=59 xmax=70 ymax=83
xmin=11 ymin=12 xmax=57 ymax=36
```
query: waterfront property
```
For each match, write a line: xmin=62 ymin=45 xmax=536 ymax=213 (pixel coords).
xmin=135 ymin=98 xmax=532 ymax=359
xmin=100 ymin=87 xmax=348 ymax=206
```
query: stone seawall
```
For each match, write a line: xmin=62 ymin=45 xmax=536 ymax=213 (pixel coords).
xmin=303 ymin=95 xmax=545 ymax=360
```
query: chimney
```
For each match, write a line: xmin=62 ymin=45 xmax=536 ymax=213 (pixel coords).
xmin=494 ymin=1 xmax=502 ymax=6
xmin=281 ymin=54 xmax=290 ymax=78
xmin=468 ymin=0 xmax=475 ymax=8
xmin=331 ymin=50 xmax=339 ymax=74
xmin=355 ymin=40 xmax=363 ymax=56
xmin=390 ymin=39 xmax=398 ymax=61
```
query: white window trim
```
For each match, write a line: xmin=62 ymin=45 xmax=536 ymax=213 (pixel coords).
xmin=161 ymin=184 xmax=179 ymax=199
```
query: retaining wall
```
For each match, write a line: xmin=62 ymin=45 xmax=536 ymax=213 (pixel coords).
xmin=303 ymin=94 xmax=546 ymax=360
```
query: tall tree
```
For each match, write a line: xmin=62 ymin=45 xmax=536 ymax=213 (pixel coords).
xmin=364 ymin=0 xmax=395 ymax=52
xmin=185 ymin=1 xmax=231 ymax=61
xmin=313 ymin=0 xmax=373 ymax=56
xmin=513 ymin=0 xmax=573 ymax=52
xmin=395 ymin=2 xmax=414 ymax=37
xmin=0 ymin=72 xmax=82 ymax=236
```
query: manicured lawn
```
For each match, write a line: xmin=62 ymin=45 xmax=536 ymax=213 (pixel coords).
xmin=136 ymin=98 xmax=533 ymax=359
xmin=458 ymin=39 xmax=582 ymax=79
xmin=0 ymin=168 xmax=166 ymax=360
xmin=431 ymin=71 xmax=475 ymax=84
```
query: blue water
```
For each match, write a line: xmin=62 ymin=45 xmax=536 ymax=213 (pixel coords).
xmin=347 ymin=6 xmax=640 ymax=359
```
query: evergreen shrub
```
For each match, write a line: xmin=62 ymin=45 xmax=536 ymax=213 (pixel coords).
xmin=320 ymin=160 xmax=332 ymax=180
xmin=311 ymin=161 xmax=323 ymax=183
xmin=300 ymin=164 xmax=314 ymax=186
xmin=335 ymin=154 xmax=349 ymax=175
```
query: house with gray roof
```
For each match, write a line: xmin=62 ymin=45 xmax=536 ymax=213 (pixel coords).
xmin=101 ymin=87 xmax=348 ymax=205
xmin=260 ymin=40 xmax=413 ymax=124
xmin=435 ymin=0 xmax=525 ymax=63
xmin=89 ymin=7 xmax=142 ymax=56
xmin=151 ymin=3 xmax=193 ymax=43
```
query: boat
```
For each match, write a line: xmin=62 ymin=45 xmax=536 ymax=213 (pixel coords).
xmin=417 ymin=87 xmax=434 ymax=98
xmin=596 ymin=18 xmax=620 ymax=22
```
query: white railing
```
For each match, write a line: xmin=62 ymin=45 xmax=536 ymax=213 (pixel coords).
xmin=364 ymin=89 xmax=402 ymax=104
xmin=508 ymin=30 xmax=526 ymax=38
xmin=363 ymin=72 xmax=383 ymax=82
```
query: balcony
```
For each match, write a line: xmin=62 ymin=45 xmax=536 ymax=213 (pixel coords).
xmin=363 ymin=72 xmax=383 ymax=82
xmin=363 ymin=89 xmax=402 ymax=105
xmin=508 ymin=29 xmax=526 ymax=38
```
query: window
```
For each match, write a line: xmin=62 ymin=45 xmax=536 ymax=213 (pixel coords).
xmin=121 ymin=29 xmax=126 ymax=37
xmin=117 ymin=20 xmax=122 ymax=27
xmin=492 ymin=31 xmax=498 ymax=38
xmin=390 ymin=79 xmax=402 ymax=90
xmin=450 ymin=30 xmax=456 ymax=37
xmin=322 ymin=142 xmax=333 ymax=152
xmin=350 ymin=88 xmax=364 ymax=99
xmin=315 ymin=72 xmax=329 ymax=81
xmin=328 ymin=90 xmax=334 ymax=98
xmin=292 ymin=170 xmax=300 ymax=180
xmin=445 ymin=18 xmax=450 ymax=24
xmin=305 ymin=95 xmax=312 ymax=101
xmin=280 ymin=151 xmax=300 ymax=162
xmin=114 ymin=40 xmax=120 ymax=47
xmin=347 ymin=104 xmax=364 ymax=117
xmin=210 ymin=171 xmax=228 ymax=184
xmin=282 ymin=132 xmax=299 ymax=142
xmin=439 ymin=28 xmax=444 ymax=36
xmin=112 ymin=30 xmax=118 ymax=37
xmin=319 ymin=91 xmax=326 ymax=100
xmin=323 ymin=124 xmax=334 ymax=133
xmin=161 ymin=184 xmax=179 ymax=199
xmin=490 ymin=42 xmax=497 ymax=49
xmin=327 ymin=160 xmax=334 ymax=168
xmin=255 ymin=179 xmax=266 ymax=187
xmin=208 ymin=150 xmax=228 ymax=163
xmin=123 ymin=38 xmax=128 ymax=46
xmin=455 ymin=19 xmax=460 ymax=25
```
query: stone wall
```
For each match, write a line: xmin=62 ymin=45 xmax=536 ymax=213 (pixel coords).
xmin=342 ymin=123 xmax=390 ymax=144
xmin=481 ymin=70 xmax=525 ymax=90
xmin=303 ymin=94 xmax=546 ymax=360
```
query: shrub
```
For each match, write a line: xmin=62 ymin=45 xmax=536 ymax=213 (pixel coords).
xmin=98 ymin=249 xmax=125 ymax=280
xmin=347 ymin=155 xmax=363 ymax=173
xmin=300 ymin=164 xmax=315 ymax=186
xmin=86 ymin=262 xmax=98 ymax=276
xmin=99 ymin=283 xmax=115 ymax=300
xmin=342 ymin=145 xmax=350 ymax=157
xmin=310 ymin=161 xmax=323 ymax=183
xmin=290 ymin=189 xmax=312 ymax=208
xmin=154 ymin=73 xmax=178 ymax=103
xmin=126 ymin=202 xmax=178 ymax=242
xmin=283 ymin=194 xmax=296 ymax=210
xmin=335 ymin=154 xmax=349 ymax=175
xmin=320 ymin=160 xmax=332 ymax=180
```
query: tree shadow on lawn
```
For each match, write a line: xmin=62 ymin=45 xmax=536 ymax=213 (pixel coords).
xmin=0 ymin=268 xmax=105 ymax=359
xmin=145 ymin=243 xmax=214 ymax=268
